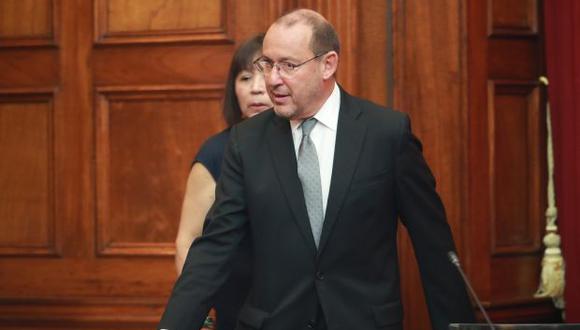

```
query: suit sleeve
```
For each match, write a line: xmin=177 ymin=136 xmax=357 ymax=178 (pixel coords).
xmin=394 ymin=114 xmax=475 ymax=330
xmin=159 ymin=125 xmax=249 ymax=330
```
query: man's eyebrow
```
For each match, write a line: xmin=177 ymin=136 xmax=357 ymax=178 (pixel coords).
xmin=261 ymin=55 xmax=298 ymax=62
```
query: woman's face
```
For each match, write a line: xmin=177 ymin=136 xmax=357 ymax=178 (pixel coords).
xmin=235 ymin=57 xmax=273 ymax=118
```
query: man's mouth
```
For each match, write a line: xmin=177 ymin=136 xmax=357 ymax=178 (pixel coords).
xmin=272 ymin=93 xmax=290 ymax=104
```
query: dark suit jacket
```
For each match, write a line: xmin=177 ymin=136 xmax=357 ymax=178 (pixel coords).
xmin=159 ymin=89 xmax=475 ymax=330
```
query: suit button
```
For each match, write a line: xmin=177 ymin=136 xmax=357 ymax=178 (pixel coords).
xmin=315 ymin=271 xmax=325 ymax=280
xmin=307 ymin=320 xmax=317 ymax=328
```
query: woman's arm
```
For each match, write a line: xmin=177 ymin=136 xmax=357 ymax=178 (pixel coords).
xmin=175 ymin=162 xmax=216 ymax=275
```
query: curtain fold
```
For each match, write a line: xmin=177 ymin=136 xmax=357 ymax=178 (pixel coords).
xmin=544 ymin=0 xmax=580 ymax=322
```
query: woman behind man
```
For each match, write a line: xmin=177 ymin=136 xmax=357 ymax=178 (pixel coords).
xmin=174 ymin=34 xmax=272 ymax=330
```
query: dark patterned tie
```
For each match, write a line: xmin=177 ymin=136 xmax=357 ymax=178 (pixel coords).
xmin=297 ymin=118 xmax=324 ymax=247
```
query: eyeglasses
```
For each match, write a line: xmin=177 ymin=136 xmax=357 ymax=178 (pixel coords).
xmin=253 ymin=52 xmax=327 ymax=77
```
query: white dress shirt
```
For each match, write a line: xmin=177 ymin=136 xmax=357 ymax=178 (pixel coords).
xmin=290 ymin=82 xmax=340 ymax=216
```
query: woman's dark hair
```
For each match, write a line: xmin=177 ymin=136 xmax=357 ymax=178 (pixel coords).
xmin=222 ymin=34 xmax=265 ymax=126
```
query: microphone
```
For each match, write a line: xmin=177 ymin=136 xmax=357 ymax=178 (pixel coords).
xmin=448 ymin=251 xmax=496 ymax=330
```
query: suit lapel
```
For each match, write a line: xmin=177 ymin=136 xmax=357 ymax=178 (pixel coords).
xmin=318 ymin=92 xmax=366 ymax=257
xmin=267 ymin=115 xmax=318 ymax=255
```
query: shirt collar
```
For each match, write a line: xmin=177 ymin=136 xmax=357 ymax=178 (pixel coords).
xmin=290 ymin=82 xmax=341 ymax=131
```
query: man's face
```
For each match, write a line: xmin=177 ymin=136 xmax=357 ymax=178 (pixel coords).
xmin=262 ymin=23 xmax=325 ymax=120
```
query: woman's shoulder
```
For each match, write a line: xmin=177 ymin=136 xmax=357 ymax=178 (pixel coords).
xmin=192 ymin=128 xmax=230 ymax=181
xmin=197 ymin=128 xmax=230 ymax=156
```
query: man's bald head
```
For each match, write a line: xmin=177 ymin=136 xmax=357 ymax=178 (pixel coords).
xmin=272 ymin=8 xmax=340 ymax=55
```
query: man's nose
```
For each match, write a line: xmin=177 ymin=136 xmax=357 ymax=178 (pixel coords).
xmin=265 ymin=66 xmax=283 ymax=86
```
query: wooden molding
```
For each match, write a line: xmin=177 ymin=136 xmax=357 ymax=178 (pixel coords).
xmin=0 ymin=296 xmax=166 ymax=327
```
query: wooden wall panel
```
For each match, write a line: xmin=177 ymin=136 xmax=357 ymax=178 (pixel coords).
xmin=256 ymin=0 xmax=360 ymax=95
xmin=392 ymin=0 xmax=466 ymax=240
xmin=95 ymin=87 xmax=225 ymax=256
xmin=93 ymin=45 xmax=233 ymax=86
xmin=264 ymin=0 xmax=298 ymax=25
xmin=391 ymin=0 xmax=466 ymax=328
xmin=295 ymin=0 xmax=359 ymax=93
xmin=95 ymin=0 xmax=232 ymax=44
xmin=0 ymin=0 xmax=52 ymax=37
xmin=1 ymin=258 xmax=175 ymax=297
xmin=0 ymin=50 xmax=58 ymax=87
xmin=105 ymin=0 xmax=222 ymax=31
xmin=0 ymin=0 xmax=56 ymax=47
xmin=489 ymin=82 xmax=542 ymax=255
xmin=0 ymin=289 xmax=169 ymax=329
xmin=0 ymin=93 xmax=56 ymax=256
xmin=357 ymin=0 xmax=389 ymax=106
xmin=488 ymin=0 xmax=538 ymax=36
xmin=489 ymin=39 xmax=539 ymax=79
xmin=0 ymin=0 xmax=268 ymax=327
xmin=491 ymin=255 xmax=544 ymax=304
xmin=0 ymin=0 xmax=51 ymax=35
xmin=0 ymin=296 xmax=164 ymax=329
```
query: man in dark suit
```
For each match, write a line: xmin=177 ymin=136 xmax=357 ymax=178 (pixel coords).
xmin=159 ymin=9 xmax=475 ymax=330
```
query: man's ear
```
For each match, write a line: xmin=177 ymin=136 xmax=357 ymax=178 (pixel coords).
xmin=322 ymin=51 xmax=339 ymax=80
